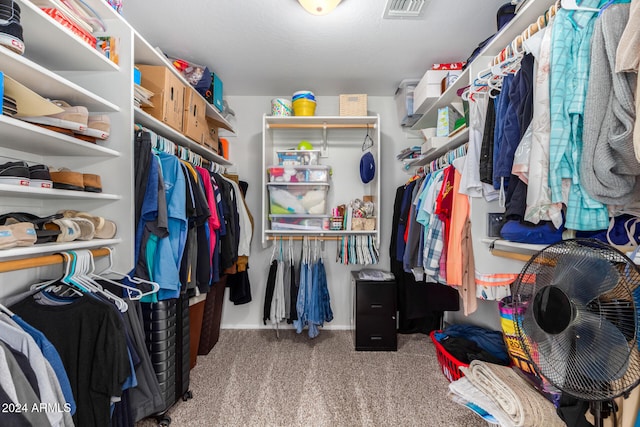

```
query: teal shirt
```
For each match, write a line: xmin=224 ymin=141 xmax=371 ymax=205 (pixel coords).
xmin=548 ymin=1 xmax=629 ymax=231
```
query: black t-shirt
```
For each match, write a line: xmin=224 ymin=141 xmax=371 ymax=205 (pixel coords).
xmin=10 ymin=293 xmax=130 ymax=427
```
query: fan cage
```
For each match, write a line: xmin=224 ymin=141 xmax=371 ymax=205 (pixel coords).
xmin=510 ymin=239 xmax=640 ymax=402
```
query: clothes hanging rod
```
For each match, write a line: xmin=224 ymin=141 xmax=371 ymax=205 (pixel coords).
xmin=0 ymin=247 xmax=111 ymax=273
xmin=267 ymin=123 xmax=375 ymax=129
xmin=266 ymin=235 xmax=373 ymax=241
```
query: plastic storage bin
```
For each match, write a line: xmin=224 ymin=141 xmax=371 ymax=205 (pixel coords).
xmin=269 ymin=215 xmax=329 ymax=231
xmin=277 ymin=150 xmax=321 ymax=165
xmin=267 ymin=183 xmax=329 ymax=215
xmin=267 ymin=165 xmax=330 ymax=183
xmin=429 ymin=330 xmax=468 ymax=382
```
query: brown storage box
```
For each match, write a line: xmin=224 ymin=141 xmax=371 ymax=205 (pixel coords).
xmin=136 ymin=64 xmax=185 ymax=132
xmin=188 ymin=297 xmax=206 ymax=369
xmin=339 ymin=94 xmax=367 ymax=116
xmin=202 ymin=117 xmax=219 ymax=152
xmin=183 ymin=87 xmax=207 ymax=143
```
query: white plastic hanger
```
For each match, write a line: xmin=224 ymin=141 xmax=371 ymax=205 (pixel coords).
xmin=560 ymin=0 xmax=601 ymax=12
xmin=98 ymin=248 xmax=160 ymax=297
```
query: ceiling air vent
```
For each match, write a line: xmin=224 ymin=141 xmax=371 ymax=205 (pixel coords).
xmin=383 ymin=0 xmax=430 ymax=19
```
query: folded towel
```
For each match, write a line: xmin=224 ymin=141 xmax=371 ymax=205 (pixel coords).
xmin=458 ymin=361 xmax=564 ymax=427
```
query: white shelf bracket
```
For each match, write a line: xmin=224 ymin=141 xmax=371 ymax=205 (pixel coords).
xmin=321 ymin=122 xmax=329 ymax=157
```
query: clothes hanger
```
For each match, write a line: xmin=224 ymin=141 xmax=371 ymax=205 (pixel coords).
xmin=84 ymin=250 xmax=144 ymax=300
xmin=97 ymin=247 xmax=160 ymax=296
xmin=71 ymin=250 xmax=128 ymax=312
xmin=560 ymin=0 xmax=601 ymax=12
xmin=362 ymin=125 xmax=374 ymax=151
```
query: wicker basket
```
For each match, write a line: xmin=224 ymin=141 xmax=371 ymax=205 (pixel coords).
xmin=339 ymin=94 xmax=367 ymax=116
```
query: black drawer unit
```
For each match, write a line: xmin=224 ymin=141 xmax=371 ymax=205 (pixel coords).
xmin=351 ymin=271 xmax=397 ymax=351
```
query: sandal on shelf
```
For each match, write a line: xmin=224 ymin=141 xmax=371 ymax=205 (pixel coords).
xmin=58 ymin=210 xmax=116 ymax=239
xmin=0 ymin=212 xmax=63 ymax=244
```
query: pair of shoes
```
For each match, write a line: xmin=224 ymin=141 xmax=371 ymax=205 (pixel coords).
xmin=49 ymin=168 xmax=102 ymax=192
xmin=75 ymin=115 xmax=110 ymax=140
xmin=0 ymin=160 xmax=29 ymax=186
xmin=0 ymin=222 xmax=37 ymax=249
xmin=0 ymin=0 xmax=24 ymax=55
xmin=0 ymin=161 xmax=54 ymax=188
xmin=20 ymin=100 xmax=88 ymax=132
xmin=44 ymin=217 xmax=95 ymax=242
xmin=0 ymin=212 xmax=63 ymax=244
xmin=58 ymin=210 xmax=116 ymax=239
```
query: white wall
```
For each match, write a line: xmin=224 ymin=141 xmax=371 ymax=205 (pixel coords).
xmin=220 ymin=95 xmax=417 ymax=329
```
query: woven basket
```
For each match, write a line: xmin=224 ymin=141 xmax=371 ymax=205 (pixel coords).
xmin=339 ymin=94 xmax=367 ymax=116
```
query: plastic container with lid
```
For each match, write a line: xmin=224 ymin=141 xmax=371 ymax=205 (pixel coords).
xmin=269 ymin=214 xmax=329 ymax=231
xmin=267 ymin=165 xmax=330 ymax=183
xmin=276 ymin=150 xmax=321 ymax=165
xmin=267 ymin=183 xmax=329 ymax=215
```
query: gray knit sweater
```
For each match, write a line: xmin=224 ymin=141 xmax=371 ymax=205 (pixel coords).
xmin=581 ymin=3 xmax=640 ymax=206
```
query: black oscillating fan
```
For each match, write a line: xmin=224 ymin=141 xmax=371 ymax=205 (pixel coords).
xmin=510 ymin=239 xmax=640 ymax=426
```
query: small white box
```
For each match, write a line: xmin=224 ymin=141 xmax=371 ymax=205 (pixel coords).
xmin=414 ymin=69 xmax=449 ymax=113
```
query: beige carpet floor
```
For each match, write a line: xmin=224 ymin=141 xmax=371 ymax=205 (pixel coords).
xmin=136 ymin=329 xmax=485 ymax=427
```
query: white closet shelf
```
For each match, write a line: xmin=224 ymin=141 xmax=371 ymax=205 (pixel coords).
xmin=410 ymin=0 xmax=557 ymax=131
xmin=411 ymin=68 xmax=470 ymax=131
xmin=132 ymin=30 xmax=235 ymax=132
xmin=0 ymin=238 xmax=122 ymax=262
xmin=19 ymin=0 xmax=120 ymax=72
xmin=1 ymin=47 xmax=120 ymax=112
xmin=265 ymin=116 xmax=378 ymax=128
xmin=0 ymin=184 xmax=121 ymax=200
xmin=409 ymin=127 xmax=470 ymax=167
xmin=134 ymin=107 xmax=232 ymax=166
xmin=0 ymin=116 xmax=120 ymax=157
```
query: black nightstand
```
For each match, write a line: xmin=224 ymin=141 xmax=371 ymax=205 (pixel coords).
xmin=351 ymin=271 xmax=397 ymax=351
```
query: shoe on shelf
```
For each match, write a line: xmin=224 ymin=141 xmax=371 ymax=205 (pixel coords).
xmin=0 ymin=212 xmax=63 ymax=244
xmin=28 ymin=164 xmax=52 ymax=189
xmin=0 ymin=225 xmax=17 ymax=249
xmin=44 ymin=218 xmax=82 ymax=242
xmin=82 ymin=173 xmax=102 ymax=193
xmin=58 ymin=210 xmax=117 ymax=239
xmin=0 ymin=160 xmax=29 ymax=186
xmin=2 ymin=95 xmax=17 ymax=116
xmin=6 ymin=222 xmax=36 ymax=246
xmin=0 ymin=0 xmax=24 ymax=55
xmin=75 ymin=115 xmax=110 ymax=140
xmin=49 ymin=167 xmax=84 ymax=191
xmin=19 ymin=100 xmax=89 ymax=132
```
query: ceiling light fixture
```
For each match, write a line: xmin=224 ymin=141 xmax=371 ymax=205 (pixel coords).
xmin=298 ymin=0 xmax=342 ymax=16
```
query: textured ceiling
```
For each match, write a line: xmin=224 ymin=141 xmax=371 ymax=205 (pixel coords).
xmin=123 ymin=0 xmax=508 ymax=96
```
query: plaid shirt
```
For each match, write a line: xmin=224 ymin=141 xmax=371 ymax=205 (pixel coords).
xmin=548 ymin=4 xmax=609 ymax=231
xmin=422 ymin=171 xmax=445 ymax=283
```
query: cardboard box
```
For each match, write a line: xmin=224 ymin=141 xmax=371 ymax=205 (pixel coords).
xmin=136 ymin=64 xmax=185 ymax=132
xmin=202 ymin=117 xmax=219 ymax=152
xmin=413 ymin=69 xmax=449 ymax=114
xmin=183 ymin=87 xmax=207 ymax=143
